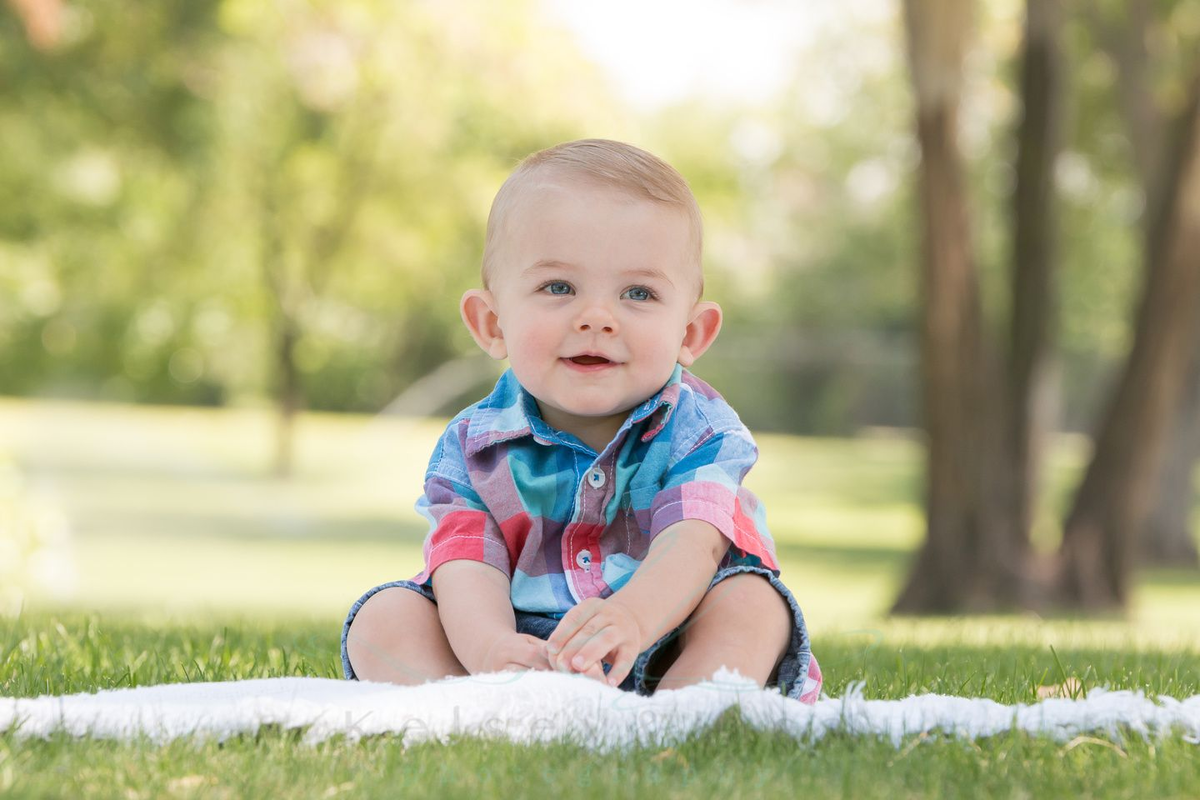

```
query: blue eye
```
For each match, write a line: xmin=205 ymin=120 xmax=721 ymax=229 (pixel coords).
xmin=542 ymin=281 xmax=573 ymax=295
xmin=623 ymin=286 xmax=656 ymax=302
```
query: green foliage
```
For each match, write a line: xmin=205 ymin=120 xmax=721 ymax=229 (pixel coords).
xmin=3 ymin=0 xmax=1199 ymax=434
xmin=0 ymin=0 xmax=623 ymax=412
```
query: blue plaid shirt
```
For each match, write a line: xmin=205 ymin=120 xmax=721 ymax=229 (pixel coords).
xmin=410 ymin=364 xmax=779 ymax=618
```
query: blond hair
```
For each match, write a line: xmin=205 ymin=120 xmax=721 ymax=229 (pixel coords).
xmin=481 ymin=139 xmax=704 ymax=295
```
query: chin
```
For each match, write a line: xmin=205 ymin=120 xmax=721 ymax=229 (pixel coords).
xmin=565 ymin=404 xmax=625 ymax=418
xmin=557 ymin=398 xmax=632 ymax=418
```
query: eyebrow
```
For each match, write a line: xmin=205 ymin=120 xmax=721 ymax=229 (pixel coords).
xmin=525 ymin=259 xmax=676 ymax=287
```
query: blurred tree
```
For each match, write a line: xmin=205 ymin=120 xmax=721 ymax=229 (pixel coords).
xmin=0 ymin=0 xmax=1157 ymax=447
xmin=0 ymin=0 xmax=226 ymax=405
xmin=1056 ymin=74 xmax=1200 ymax=606
xmin=204 ymin=0 xmax=623 ymax=475
xmin=1003 ymin=0 xmax=1063 ymax=589
xmin=649 ymin=12 xmax=923 ymax=436
xmin=207 ymin=4 xmax=393 ymax=475
xmin=891 ymin=0 xmax=1059 ymax=612
xmin=896 ymin=0 xmax=1200 ymax=611
xmin=1083 ymin=0 xmax=1200 ymax=568
xmin=1146 ymin=341 xmax=1200 ymax=566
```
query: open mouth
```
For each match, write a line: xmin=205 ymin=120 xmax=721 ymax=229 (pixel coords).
xmin=568 ymin=355 xmax=612 ymax=366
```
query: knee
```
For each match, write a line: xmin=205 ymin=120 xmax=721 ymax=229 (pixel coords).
xmin=345 ymin=586 xmax=456 ymax=684
xmin=736 ymin=574 xmax=792 ymax=635
xmin=346 ymin=587 xmax=430 ymax=656
xmin=686 ymin=574 xmax=791 ymax=648
xmin=350 ymin=587 xmax=407 ymax=635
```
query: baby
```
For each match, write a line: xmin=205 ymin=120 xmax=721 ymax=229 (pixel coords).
xmin=341 ymin=139 xmax=821 ymax=701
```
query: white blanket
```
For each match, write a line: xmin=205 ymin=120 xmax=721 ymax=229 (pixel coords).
xmin=3 ymin=668 xmax=1199 ymax=750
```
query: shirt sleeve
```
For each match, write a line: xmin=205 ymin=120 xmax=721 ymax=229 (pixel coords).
xmin=648 ymin=425 xmax=780 ymax=571
xmin=410 ymin=429 xmax=514 ymax=588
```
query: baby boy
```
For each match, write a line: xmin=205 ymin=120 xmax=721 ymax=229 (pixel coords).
xmin=341 ymin=139 xmax=821 ymax=701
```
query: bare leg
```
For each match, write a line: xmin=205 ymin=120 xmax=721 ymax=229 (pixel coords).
xmin=653 ymin=574 xmax=791 ymax=692
xmin=344 ymin=587 xmax=469 ymax=685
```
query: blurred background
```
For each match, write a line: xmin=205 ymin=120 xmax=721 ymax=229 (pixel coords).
xmin=2 ymin=0 xmax=1198 ymax=632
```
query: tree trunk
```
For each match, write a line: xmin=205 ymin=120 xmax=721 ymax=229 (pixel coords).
xmin=1087 ymin=0 xmax=1198 ymax=567
xmin=892 ymin=0 xmax=1023 ymax=613
xmin=1142 ymin=326 xmax=1200 ymax=566
xmin=1055 ymin=77 xmax=1200 ymax=607
xmin=1005 ymin=0 xmax=1063 ymax=590
xmin=273 ymin=316 xmax=301 ymax=478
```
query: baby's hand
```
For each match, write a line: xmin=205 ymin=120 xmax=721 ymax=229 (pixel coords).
xmin=475 ymin=632 xmax=607 ymax=683
xmin=545 ymin=597 xmax=642 ymax=688
xmin=544 ymin=644 xmax=608 ymax=684
xmin=477 ymin=631 xmax=555 ymax=674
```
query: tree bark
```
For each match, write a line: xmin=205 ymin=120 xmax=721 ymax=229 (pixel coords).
xmin=893 ymin=0 xmax=1024 ymax=613
xmin=1142 ymin=320 xmax=1200 ymax=566
xmin=1005 ymin=0 xmax=1063 ymax=587
xmin=273 ymin=317 xmax=301 ymax=478
xmin=258 ymin=99 xmax=382 ymax=479
xmin=1055 ymin=76 xmax=1200 ymax=607
xmin=260 ymin=177 xmax=303 ymax=480
xmin=1086 ymin=1 xmax=1199 ymax=567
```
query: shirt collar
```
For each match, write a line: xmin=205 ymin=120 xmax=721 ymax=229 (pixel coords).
xmin=464 ymin=364 xmax=683 ymax=456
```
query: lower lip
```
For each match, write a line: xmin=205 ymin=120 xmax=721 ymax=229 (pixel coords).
xmin=561 ymin=358 xmax=618 ymax=373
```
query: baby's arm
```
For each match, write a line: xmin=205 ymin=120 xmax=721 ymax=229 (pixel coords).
xmin=432 ymin=560 xmax=531 ymax=673
xmin=548 ymin=520 xmax=729 ymax=680
xmin=608 ymin=519 xmax=730 ymax=649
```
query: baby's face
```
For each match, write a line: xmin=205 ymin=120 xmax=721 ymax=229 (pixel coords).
xmin=478 ymin=178 xmax=710 ymax=438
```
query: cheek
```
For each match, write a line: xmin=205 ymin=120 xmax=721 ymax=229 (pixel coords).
xmin=507 ymin=321 xmax=560 ymax=360
xmin=633 ymin=317 xmax=685 ymax=352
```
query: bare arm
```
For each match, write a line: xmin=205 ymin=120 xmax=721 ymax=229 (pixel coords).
xmin=544 ymin=520 xmax=731 ymax=683
xmin=608 ymin=520 xmax=731 ymax=651
xmin=431 ymin=559 xmax=518 ymax=673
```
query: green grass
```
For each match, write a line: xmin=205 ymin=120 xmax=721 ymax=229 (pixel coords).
xmin=9 ymin=713 xmax=1197 ymax=800
xmin=2 ymin=398 xmax=1200 ymax=798
xmin=3 ymin=611 xmax=1199 ymax=799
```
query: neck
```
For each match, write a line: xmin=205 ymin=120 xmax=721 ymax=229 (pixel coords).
xmin=536 ymin=402 xmax=627 ymax=454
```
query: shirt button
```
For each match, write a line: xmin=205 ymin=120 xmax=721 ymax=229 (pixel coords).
xmin=576 ymin=549 xmax=592 ymax=570
xmin=587 ymin=469 xmax=606 ymax=489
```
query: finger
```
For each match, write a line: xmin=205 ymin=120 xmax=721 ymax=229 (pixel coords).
xmin=498 ymin=635 xmax=551 ymax=672
xmin=545 ymin=599 xmax=603 ymax=656
xmin=605 ymin=643 xmax=639 ymax=688
xmin=553 ymin=618 xmax=614 ymax=672
xmin=582 ymin=661 xmax=607 ymax=684
xmin=567 ymin=627 xmax=619 ymax=673
xmin=504 ymin=649 xmax=554 ymax=672
xmin=522 ymin=639 xmax=553 ymax=671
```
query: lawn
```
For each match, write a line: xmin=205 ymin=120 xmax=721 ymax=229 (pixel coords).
xmin=1 ymin=398 xmax=1199 ymax=798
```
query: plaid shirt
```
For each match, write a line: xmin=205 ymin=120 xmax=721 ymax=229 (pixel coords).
xmin=410 ymin=364 xmax=780 ymax=618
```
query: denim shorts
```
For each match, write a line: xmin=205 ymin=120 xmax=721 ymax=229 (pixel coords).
xmin=341 ymin=563 xmax=820 ymax=701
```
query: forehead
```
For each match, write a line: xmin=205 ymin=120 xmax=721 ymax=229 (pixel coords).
xmin=500 ymin=178 xmax=699 ymax=280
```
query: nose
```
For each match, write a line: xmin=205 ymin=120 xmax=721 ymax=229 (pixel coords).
xmin=574 ymin=300 xmax=618 ymax=334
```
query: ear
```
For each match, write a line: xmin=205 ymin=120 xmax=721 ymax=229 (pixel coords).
xmin=677 ymin=301 xmax=722 ymax=367
xmin=460 ymin=289 xmax=508 ymax=360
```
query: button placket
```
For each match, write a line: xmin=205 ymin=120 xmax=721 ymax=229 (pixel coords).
xmin=578 ymin=464 xmax=608 ymax=579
